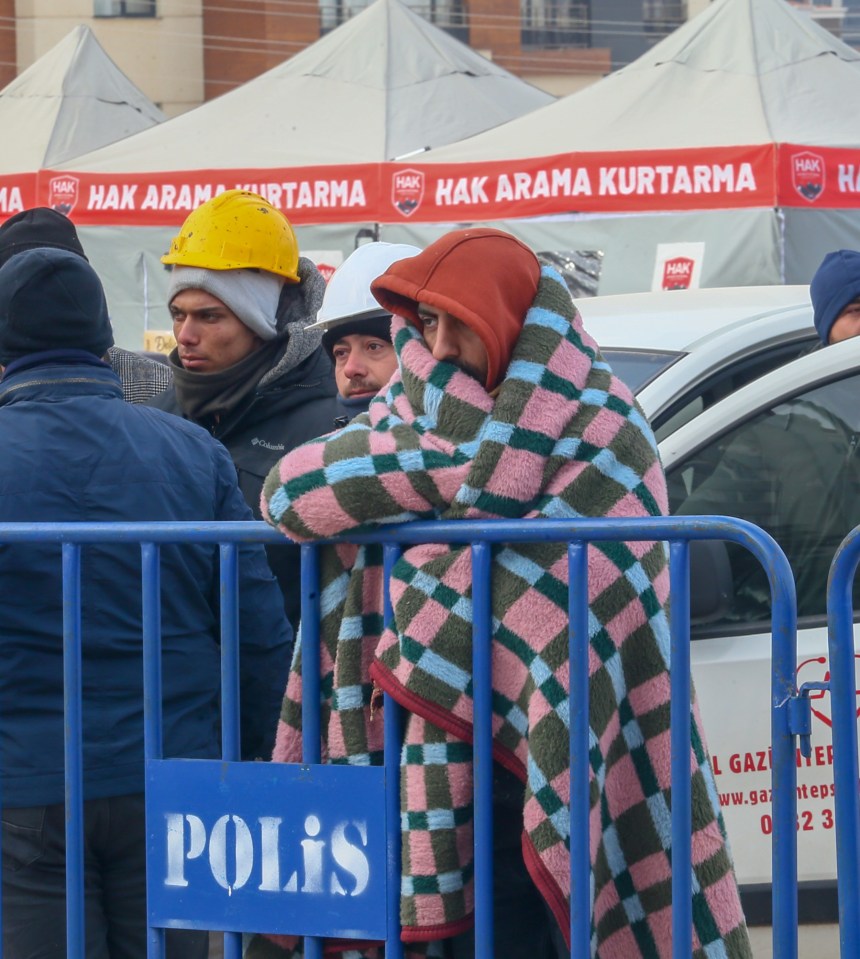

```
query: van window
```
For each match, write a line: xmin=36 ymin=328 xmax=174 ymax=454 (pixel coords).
xmin=653 ymin=335 xmax=820 ymax=443
xmin=600 ymin=348 xmax=680 ymax=393
xmin=667 ymin=372 xmax=860 ymax=625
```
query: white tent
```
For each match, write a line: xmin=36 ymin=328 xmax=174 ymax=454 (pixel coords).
xmin=423 ymin=0 xmax=860 ymax=157
xmin=0 ymin=24 xmax=164 ymax=210
xmin=372 ymin=0 xmax=860 ymax=294
xmin=55 ymin=0 xmax=553 ymax=171
xmin=39 ymin=0 xmax=553 ymax=345
xmin=59 ymin=0 xmax=860 ymax=307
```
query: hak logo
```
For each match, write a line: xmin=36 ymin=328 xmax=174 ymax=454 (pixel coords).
xmin=392 ymin=168 xmax=424 ymax=217
xmin=164 ymin=812 xmax=370 ymax=896
xmin=791 ymin=151 xmax=825 ymax=203
xmin=662 ymin=256 xmax=694 ymax=291
xmin=49 ymin=176 xmax=80 ymax=216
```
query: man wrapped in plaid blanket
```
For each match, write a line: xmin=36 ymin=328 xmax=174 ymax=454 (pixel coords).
xmin=252 ymin=229 xmax=751 ymax=959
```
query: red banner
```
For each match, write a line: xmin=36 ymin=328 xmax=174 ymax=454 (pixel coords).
xmin=378 ymin=145 xmax=777 ymax=222
xmin=31 ymin=166 xmax=381 ymax=227
xmin=778 ymin=144 xmax=860 ymax=208
xmin=23 ymin=146 xmax=776 ymax=227
xmin=12 ymin=143 xmax=860 ymax=226
xmin=0 ymin=174 xmax=38 ymax=218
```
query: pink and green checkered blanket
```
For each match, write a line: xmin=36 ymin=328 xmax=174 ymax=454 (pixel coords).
xmin=257 ymin=267 xmax=751 ymax=958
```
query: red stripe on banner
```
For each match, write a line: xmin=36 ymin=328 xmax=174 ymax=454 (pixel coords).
xmin=0 ymin=174 xmax=39 ymax=221
xmin=778 ymin=145 xmax=860 ymax=208
xmin=379 ymin=144 xmax=777 ymax=222
xmin=22 ymin=146 xmax=780 ymax=227
xmin=33 ymin=166 xmax=382 ymax=227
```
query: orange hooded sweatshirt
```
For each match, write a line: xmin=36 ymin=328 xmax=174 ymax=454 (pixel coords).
xmin=370 ymin=228 xmax=541 ymax=391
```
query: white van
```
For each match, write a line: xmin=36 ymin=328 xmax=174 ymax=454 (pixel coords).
xmin=580 ymin=286 xmax=857 ymax=923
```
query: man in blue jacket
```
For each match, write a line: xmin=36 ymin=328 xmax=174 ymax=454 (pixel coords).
xmin=0 ymin=248 xmax=293 ymax=959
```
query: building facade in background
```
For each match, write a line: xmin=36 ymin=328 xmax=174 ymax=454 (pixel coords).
xmin=0 ymin=0 xmax=850 ymax=116
xmin=3 ymin=0 xmax=203 ymax=116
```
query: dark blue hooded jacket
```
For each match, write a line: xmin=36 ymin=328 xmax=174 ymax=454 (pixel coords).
xmin=0 ymin=353 xmax=292 ymax=807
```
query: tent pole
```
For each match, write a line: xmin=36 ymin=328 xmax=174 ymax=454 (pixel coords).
xmin=777 ymin=207 xmax=786 ymax=285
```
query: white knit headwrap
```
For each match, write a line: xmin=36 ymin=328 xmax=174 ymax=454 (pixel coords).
xmin=167 ymin=266 xmax=284 ymax=340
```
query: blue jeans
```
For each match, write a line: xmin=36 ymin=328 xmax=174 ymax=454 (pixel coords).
xmin=1 ymin=793 xmax=208 ymax=959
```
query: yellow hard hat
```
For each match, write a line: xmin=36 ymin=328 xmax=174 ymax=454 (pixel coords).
xmin=161 ymin=190 xmax=300 ymax=281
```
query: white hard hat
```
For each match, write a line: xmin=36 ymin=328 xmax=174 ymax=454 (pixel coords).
xmin=309 ymin=241 xmax=422 ymax=331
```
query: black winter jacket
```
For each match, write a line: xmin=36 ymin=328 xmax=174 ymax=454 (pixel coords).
xmin=150 ymin=259 xmax=340 ymax=629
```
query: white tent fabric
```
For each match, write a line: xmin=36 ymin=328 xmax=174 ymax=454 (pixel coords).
xmin=396 ymin=0 xmax=860 ymax=296
xmin=51 ymin=0 xmax=552 ymax=347
xmin=53 ymin=0 xmax=860 ymax=340
xmin=0 ymin=25 xmax=165 ymax=173
xmin=424 ymin=0 xmax=860 ymax=161
xmin=58 ymin=0 xmax=554 ymax=173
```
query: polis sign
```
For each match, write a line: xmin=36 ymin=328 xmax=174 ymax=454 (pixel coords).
xmin=145 ymin=759 xmax=388 ymax=939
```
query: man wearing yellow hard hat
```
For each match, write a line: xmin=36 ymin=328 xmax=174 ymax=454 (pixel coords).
xmin=149 ymin=190 xmax=339 ymax=631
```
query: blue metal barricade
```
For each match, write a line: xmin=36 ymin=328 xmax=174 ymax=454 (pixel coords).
xmin=0 ymin=516 xmax=809 ymax=959
xmin=823 ymin=526 xmax=860 ymax=959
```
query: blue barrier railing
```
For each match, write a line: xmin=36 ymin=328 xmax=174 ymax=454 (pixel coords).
xmin=0 ymin=516 xmax=804 ymax=959
xmin=824 ymin=527 xmax=860 ymax=959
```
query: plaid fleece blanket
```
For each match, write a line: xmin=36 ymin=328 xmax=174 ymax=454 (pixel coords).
xmin=258 ymin=267 xmax=751 ymax=959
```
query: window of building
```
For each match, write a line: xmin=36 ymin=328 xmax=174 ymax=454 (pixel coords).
xmin=94 ymin=0 xmax=156 ymax=17
xmin=643 ymin=0 xmax=686 ymax=38
xmin=320 ymin=0 xmax=468 ymax=42
xmin=521 ymin=0 xmax=590 ymax=48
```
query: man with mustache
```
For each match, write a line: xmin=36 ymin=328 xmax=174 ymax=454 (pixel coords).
xmin=307 ymin=241 xmax=421 ymax=423
xmin=254 ymin=228 xmax=751 ymax=959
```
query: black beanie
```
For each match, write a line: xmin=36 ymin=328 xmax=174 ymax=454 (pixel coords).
xmin=0 ymin=249 xmax=113 ymax=363
xmin=320 ymin=312 xmax=393 ymax=360
xmin=0 ymin=207 xmax=88 ymax=269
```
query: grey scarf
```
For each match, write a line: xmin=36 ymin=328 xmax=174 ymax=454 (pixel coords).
xmin=169 ymin=339 xmax=283 ymax=424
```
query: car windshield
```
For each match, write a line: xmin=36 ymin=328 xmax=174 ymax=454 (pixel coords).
xmin=600 ymin=348 xmax=681 ymax=394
